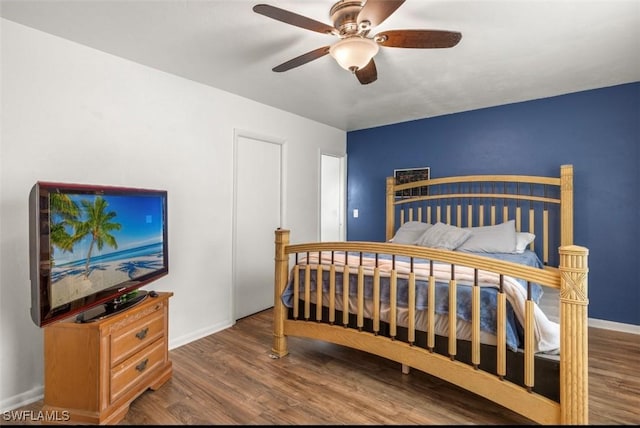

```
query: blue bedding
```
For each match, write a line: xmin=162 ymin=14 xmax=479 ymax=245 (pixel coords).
xmin=281 ymin=250 xmax=545 ymax=351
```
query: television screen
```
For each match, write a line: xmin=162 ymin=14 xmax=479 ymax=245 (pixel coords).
xmin=29 ymin=182 xmax=169 ymax=327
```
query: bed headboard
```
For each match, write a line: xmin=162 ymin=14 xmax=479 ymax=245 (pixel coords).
xmin=386 ymin=164 xmax=574 ymax=267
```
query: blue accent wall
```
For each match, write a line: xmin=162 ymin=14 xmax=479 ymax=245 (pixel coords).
xmin=346 ymin=82 xmax=639 ymax=326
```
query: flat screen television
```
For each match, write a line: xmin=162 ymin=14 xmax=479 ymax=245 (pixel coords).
xmin=29 ymin=181 xmax=169 ymax=327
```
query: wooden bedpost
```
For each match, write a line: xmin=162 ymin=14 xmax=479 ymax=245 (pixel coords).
xmin=560 ymin=164 xmax=574 ymax=246
xmin=386 ymin=176 xmax=396 ymax=241
xmin=559 ymin=244 xmax=589 ymax=425
xmin=272 ymin=228 xmax=290 ymax=358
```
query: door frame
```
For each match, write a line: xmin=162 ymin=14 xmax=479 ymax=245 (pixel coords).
xmin=319 ymin=151 xmax=347 ymax=241
xmin=232 ymin=129 xmax=286 ymax=321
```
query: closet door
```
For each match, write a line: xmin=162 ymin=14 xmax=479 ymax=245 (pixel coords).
xmin=233 ymin=132 xmax=283 ymax=320
xmin=320 ymin=153 xmax=345 ymax=242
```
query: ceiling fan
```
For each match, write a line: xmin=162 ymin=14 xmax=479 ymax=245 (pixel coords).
xmin=253 ymin=0 xmax=462 ymax=85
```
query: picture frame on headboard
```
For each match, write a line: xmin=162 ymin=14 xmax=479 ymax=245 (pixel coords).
xmin=393 ymin=167 xmax=430 ymax=199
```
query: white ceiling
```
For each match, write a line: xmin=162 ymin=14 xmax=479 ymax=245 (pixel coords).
xmin=1 ymin=0 xmax=639 ymax=131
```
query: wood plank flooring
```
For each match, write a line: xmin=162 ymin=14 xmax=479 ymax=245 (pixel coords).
xmin=4 ymin=308 xmax=639 ymax=425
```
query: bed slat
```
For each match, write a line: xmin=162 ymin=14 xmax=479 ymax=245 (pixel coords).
xmin=373 ymin=267 xmax=380 ymax=334
xmin=304 ymin=263 xmax=311 ymax=320
xmin=448 ymin=275 xmax=457 ymax=360
xmin=357 ymin=265 xmax=365 ymax=330
xmin=390 ymin=269 xmax=397 ymax=338
xmin=329 ymin=264 xmax=336 ymax=324
xmin=316 ymin=263 xmax=323 ymax=321
xmin=496 ymin=291 xmax=507 ymax=379
xmin=342 ymin=263 xmax=350 ymax=326
xmin=472 ymin=278 xmax=481 ymax=368
xmin=427 ymin=275 xmax=436 ymax=351
xmin=543 ymin=209 xmax=549 ymax=264
xmin=293 ymin=265 xmax=300 ymax=319
xmin=525 ymin=299 xmax=535 ymax=390
xmin=408 ymin=271 xmax=416 ymax=345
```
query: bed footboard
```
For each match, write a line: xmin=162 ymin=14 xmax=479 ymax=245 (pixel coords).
xmin=272 ymin=229 xmax=589 ymax=425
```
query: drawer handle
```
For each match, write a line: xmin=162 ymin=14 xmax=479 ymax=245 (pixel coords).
xmin=135 ymin=358 xmax=149 ymax=372
xmin=135 ymin=327 xmax=149 ymax=340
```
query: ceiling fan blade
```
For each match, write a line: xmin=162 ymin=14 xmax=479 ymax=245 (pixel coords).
xmin=376 ymin=29 xmax=462 ymax=48
xmin=355 ymin=59 xmax=377 ymax=85
xmin=253 ymin=4 xmax=336 ymax=35
xmin=272 ymin=46 xmax=331 ymax=72
xmin=358 ymin=0 xmax=406 ymax=28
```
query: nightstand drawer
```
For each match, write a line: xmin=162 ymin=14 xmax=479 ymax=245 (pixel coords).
xmin=111 ymin=310 xmax=164 ymax=366
xmin=110 ymin=338 xmax=165 ymax=403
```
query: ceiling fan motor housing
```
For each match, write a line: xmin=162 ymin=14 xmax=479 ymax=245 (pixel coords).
xmin=330 ymin=0 xmax=366 ymax=37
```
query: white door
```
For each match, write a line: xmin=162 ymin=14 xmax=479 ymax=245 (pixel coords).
xmin=233 ymin=132 xmax=282 ymax=320
xmin=320 ymin=153 xmax=345 ymax=241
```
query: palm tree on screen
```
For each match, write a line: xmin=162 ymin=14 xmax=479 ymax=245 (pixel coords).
xmin=50 ymin=193 xmax=81 ymax=257
xmin=71 ymin=196 xmax=122 ymax=278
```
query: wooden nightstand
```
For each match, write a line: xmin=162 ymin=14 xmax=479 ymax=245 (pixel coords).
xmin=42 ymin=292 xmax=173 ymax=424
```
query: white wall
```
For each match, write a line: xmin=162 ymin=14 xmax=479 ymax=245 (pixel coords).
xmin=0 ymin=19 xmax=345 ymax=410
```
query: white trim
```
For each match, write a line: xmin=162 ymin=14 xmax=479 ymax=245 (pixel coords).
xmin=319 ymin=151 xmax=347 ymax=242
xmin=168 ymin=320 xmax=233 ymax=351
xmin=588 ymin=317 xmax=640 ymax=335
xmin=0 ymin=386 xmax=44 ymax=414
xmin=546 ymin=313 xmax=639 ymax=335
xmin=341 ymin=154 xmax=347 ymax=240
xmin=543 ymin=288 xmax=639 ymax=335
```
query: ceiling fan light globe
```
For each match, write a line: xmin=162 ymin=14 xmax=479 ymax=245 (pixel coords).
xmin=329 ymin=37 xmax=379 ymax=71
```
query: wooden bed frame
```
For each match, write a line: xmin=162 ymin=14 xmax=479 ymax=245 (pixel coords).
xmin=272 ymin=164 xmax=589 ymax=425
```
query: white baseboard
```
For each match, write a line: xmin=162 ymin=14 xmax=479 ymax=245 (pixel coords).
xmin=541 ymin=288 xmax=638 ymax=335
xmin=168 ymin=319 xmax=233 ymax=351
xmin=588 ymin=317 xmax=640 ymax=335
xmin=546 ymin=313 xmax=639 ymax=335
xmin=547 ymin=315 xmax=640 ymax=334
xmin=0 ymin=386 xmax=43 ymax=414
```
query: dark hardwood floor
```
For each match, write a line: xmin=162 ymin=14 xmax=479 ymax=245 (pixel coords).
xmin=4 ymin=308 xmax=639 ymax=425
